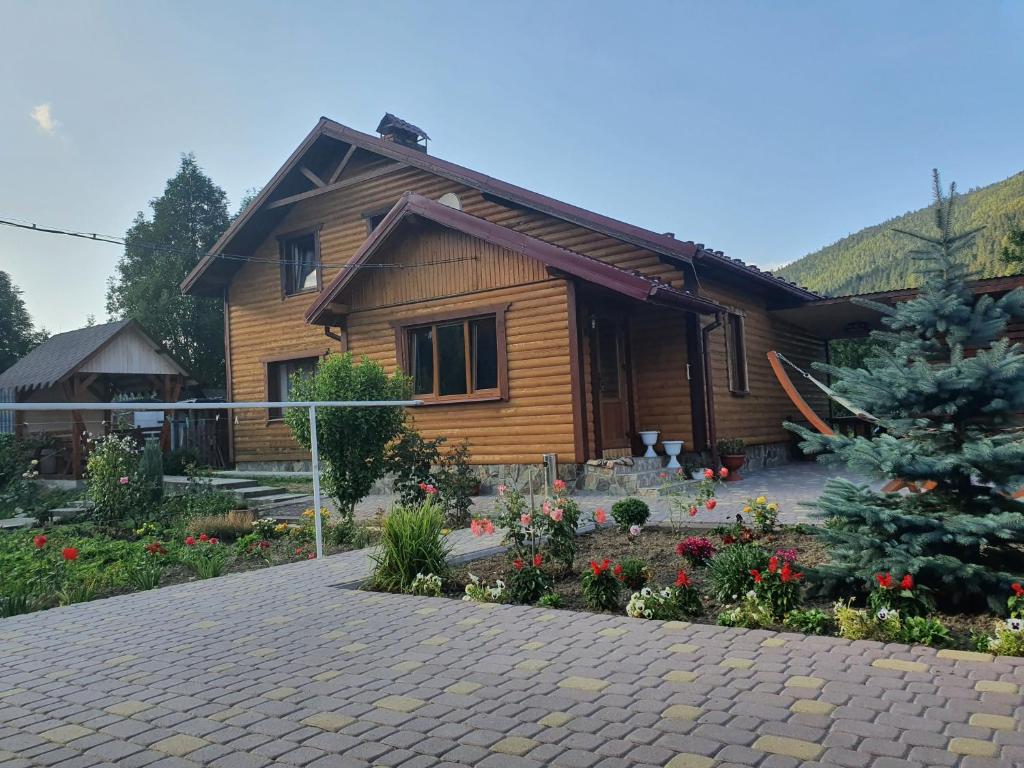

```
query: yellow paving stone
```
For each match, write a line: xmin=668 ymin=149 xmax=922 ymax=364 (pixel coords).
xmin=936 ymin=649 xmax=994 ymax=663
xmin=421 ymin=635 xmax=448 ymax=646
xmin=170 ymin=644 xmax=193 ymax=653
xmin=391 ymin=661 xmax=423 ymax=673
xmin=456 ymin=618 xmax=482 ymax=627
xmin=339 ymin=642 xmax=369 ymax=653
xmin=249 ymin=647 xmax=277 ymax=658
xmin=302 ymin=712 xmax=356 ymax=731
xmin=969 ymin=712 xmax=1017 ymax=730
xmin=313 ymin=669 xmax=343 ymax=682
xmin=720 ymin=657 xmax=755 ymax=669
xmin=479 ymin=627 xmax=504 ymax=638
xmin=208 ymin=707 xmax=246 ymax=722
xmin=103 ymin=654 xmax=138 ymax=667
xmin=491 ymin=736 xmax=538 ymax=756
xmin=105 ymin=700 xmax=152 ymax=717
xmin=116 ymin=672 xmax=150 ymax=683
xmin=669 ymin=643 xmax=699 ymax=654
xmin=45 ymin=670 xmax=74 ymax=680
xmin=519 ymin=641 xmax=544 ymax=651
xmin=786 ymin=675 xmax=825 ymax=689
xmin=661 ymin=621 xmax=691 ymax=632
xmin=661 ymin=704 xmax=702 ymax=720
xmin=539 ymin=712 xmax=573 ymax=728
xmin=348 ymin=618 xmax=368 ymax=625
xmin=263 ymin=687 xmax=299 ymax=701
xmin=41 ymin=725 xmax=93 ymax=744
xmin=375 ymin=695 xmax=426 ymax=713
xmin=791 ymin=699 xmax=836 ymax=716
xmin=0 ymin=688 xmax=24 ymax=699
xmin=321 ymin=630 xmax=348 ymax=640
xmin=558 ymin=676 xmax=609 ymax=692
xmin=152 ymin=734 xmax=209 ymax=756
xmin=753 ymin=735 xmax=824 ymax=760
xmin=190 ymin=620 xmax=219 ymax=630
xmin=665 ymin=754 xmax=715 ymax=768
xmin=207 ymin=663 xmax=234 ymax=673
xmin=871 ymin=658 xmax=928 ymax=673
xmin=948 ymin=737 xmax=999 ymax=757
xmin=414 ymin=607 xmax=440 ymax=616
xmin=975 ymin=679 xmax=1020 ymax=694
xmin=536 ymin=613 xmax=556 ymax=622
xmin=663 ymin=670 xmax=698 ymax=683
xmin=516 ymin=659 xmax=550 ymax=672
xmin=598 ymin=627 xmax=628 ymax=638
xmin=263 ymin=615 xmax=292 ymax=625
xmin=761 ymin=637 xmax=786 ymax=648
xmin=446 ymin=681 xmax=481 ymax=695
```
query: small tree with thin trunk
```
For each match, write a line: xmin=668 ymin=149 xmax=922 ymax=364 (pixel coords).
xmin=285 ymin=353 xmax=410 ymax=522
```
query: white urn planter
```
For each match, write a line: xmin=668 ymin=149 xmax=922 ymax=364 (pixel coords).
xmin=662 ymin=440 xmax=685 ymax=469
xmin=638 ymin=430 xmax=660 ymax=458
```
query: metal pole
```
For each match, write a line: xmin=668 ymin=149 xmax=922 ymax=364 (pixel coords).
xmin=309 ymin=404 xmax=323 ymax=560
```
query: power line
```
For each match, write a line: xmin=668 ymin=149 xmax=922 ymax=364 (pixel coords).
xmin=0 ymin=217 xmax=475 ymax=271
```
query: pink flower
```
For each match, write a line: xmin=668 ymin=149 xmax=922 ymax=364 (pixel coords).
xmin=688 ymin=506 xmax=698 ymax=517
xmin=550 ymin=508 xmax=563 ymax=522
xmin=594 ymin=508 xmax=607 ymax=524
xmin=119 ymin=476 xmax=129 ymax=485
xmin=307 ymin=553 xmax=316 ymax=560
xmin=418 ymin=481 xmax=437 ymax=495
xmin=497 ymin=484 xmax=507 ymax=495
xmin=541 ymin=500 xmax=551 ymax=515
xmin=199 ymin=533 xmax=209 ymax=542
xmin=520 ymin=513 xmax=532 ymax=527
xmin=719 ymin=467 xmax=729 ymax=479
xmin=659 ymin=472 xmax=668 ymax=479
xmin=553 ymin=479 xmax=567 ymax=493
xmin=184 ymin=536 xmax=196 ymax=546
xmin=470 ymin=519 xmax=483 ymax=537
xmin=629 ymin=524 xmax=641 ymax=537
xmin=703 ymin=468 xmax=714 ymax=479
xmin=483 ymin=519 xmax=495 ymax=535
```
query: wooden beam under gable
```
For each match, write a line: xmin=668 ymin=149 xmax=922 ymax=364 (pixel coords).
xmin=299 ymin=166 xmax=326 ymax=188
xmin=328 ymin=144 xmax=358 ymax=184
xmin=265 ymin=162 xmax=409 ymax=211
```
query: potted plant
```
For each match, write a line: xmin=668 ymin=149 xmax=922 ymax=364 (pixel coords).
xmin=716 ymin=438 xmax=746 ymax=481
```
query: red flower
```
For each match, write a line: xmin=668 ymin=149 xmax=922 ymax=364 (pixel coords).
xmin=675 ymin=570 xmax=691 ymax=588
xmin=145 ymin=541 xmax=166 ymax=555
xmin=740 ymin=528 xmax=754 ymax=543
xmin=296 ymin=547 xmax=303 ymax=555
xmin=198 ymin=533 xmax=209 ymax=542
xmin=703 ymin=468 xmax=714 ymax=479
xmin=719 ymin=467 xmax=729 ymax=478
xmin=750 ymin=569 xmax=762 ymax=583
xmin=594 ymin=508 xmax=607 ymax=525
xmin=33 ymin=535 xmax=47 ymax=549
xmin=613 ymin=563 xmax=623 ymax=578
xmin=900 ymin=574 xmax=913 ymax=590
xmin=533 ymin=553 xmax=543 ymax=567
xmin=589 ymin=559 xmax=610 ymax=576
xmin=768 ymin=556 xmax=779 ymax=574
xmin=722 ymin=534 xmax=737 ymax=545
xmin=688 ymin=506 xmax=698 ymax=517
xmin=705 ymin=498 xmax=717 ymax=511
xmin=259 ymin=540 xmax=270 ymax=550
xmin=62 ymin=547 xmax=78 ymax=561
xmin=780 ymin=562 xmax=802 ymax=582
xmin=513 ymin=558 xmax=524 ymax=571
xmin=1013 ymin=582 xmax=1024 ymax=597
xmin=209 ymin=537 xmax=219 ymax=545
xmin=875 ymin=572 xmax=893 ymax=589
xmin=184 ymin=536 xmax=196 ymax=546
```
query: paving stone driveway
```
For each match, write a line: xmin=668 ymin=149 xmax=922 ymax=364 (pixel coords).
xmin=3 ymin=538 xmax=1024 ymax=768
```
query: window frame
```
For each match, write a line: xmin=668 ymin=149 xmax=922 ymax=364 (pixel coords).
xmin=278 ymin=225 xmax=323 ymax=298
xmin=261 ymin=347 xmax=330 ymax=421
xmin=391 ymin=304 xmax=510 ymax=405
xmin=361 ymin=206 xmax=392 ymax=235
xmin=724 ymin=310 xmax=749 ymax=396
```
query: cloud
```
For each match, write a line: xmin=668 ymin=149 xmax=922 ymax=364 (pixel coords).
xmin=30 ymin=104 xmax=58 ymax=135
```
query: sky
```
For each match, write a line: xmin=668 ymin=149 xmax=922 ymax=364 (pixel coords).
xmin=2 ymin=1 xmax=1023 ymax=333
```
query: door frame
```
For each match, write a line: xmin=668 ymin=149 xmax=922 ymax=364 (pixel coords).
xmin=586 ymin=307 xmax=639 ymax=457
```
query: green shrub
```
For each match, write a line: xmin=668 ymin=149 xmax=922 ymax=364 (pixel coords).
xmin=980 ymin=619 xmax=1024 ymax=656
xmin=784 ymin=608 xmax=835 ymax=635
xmin=610 ymin=497 xmax=650 ymax=532
xmin=537 ymin=592 xmax=562 ymax=608
xmin=163 ymin=447 xmax=200 ymax=476
xmin=437 ymin=440 xmax=476 ymax=529
xmin=408 ymin=572 xmax=443 ymax=597
xmin=286 ymin=353 xmax=410 ymax=521
xmin=833 ymin=599 xmax=903 ymax=642
xmin=370 ymin=501 xmax=451 ymax=592
xmin=627 ymin=581 xmax=702 ymax=620
xmin=507 ymin=561 xmax=552 ymax=604
xmin=615 ymin=558 xmax=650 ymax=590
xmin=179 ymin=537 xmax=228 ymax=579
xmin=386 ymin=428 xmax=442 ymax=506
xmin=901 ymin=615 xmax=953 ymax=647
xmin=707 ymin=544 xmax=769 ymax=603
xmin=463 ymin=574 xmax=508 ymax=603
xmin=749 ymin=556 xmax=805 ymax=619
xmin=581 ymin=559 xmax=621 ymax=611
xmin=85 ymin=434 xmax=147 ymax=528
xmin=718 ymin=591 xmax=775 ymax=629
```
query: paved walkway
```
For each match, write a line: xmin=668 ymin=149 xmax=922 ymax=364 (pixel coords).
xmin=2 ymin=519 xmax=1023 ymax=768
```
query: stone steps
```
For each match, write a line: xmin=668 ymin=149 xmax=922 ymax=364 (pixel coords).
xmin=579 ymin=456 xmax=697 ymax=496
xmin=163 ymin=476 xmax=308 ymax=509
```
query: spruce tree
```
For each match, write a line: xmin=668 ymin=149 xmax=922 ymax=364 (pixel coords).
xmin=792 ymin=172 xmax=1024 ymax=613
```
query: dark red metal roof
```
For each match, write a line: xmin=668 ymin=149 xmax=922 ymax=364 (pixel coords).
xmin=305 ymin=193 xmax=725 ymax=325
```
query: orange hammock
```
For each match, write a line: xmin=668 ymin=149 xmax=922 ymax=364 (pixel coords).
xmin=767 ymin=350 xmax=1023 ymax=498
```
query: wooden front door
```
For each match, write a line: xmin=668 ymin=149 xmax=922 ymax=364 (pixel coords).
xmin=594 ymin=316 xmax=631 ymax=452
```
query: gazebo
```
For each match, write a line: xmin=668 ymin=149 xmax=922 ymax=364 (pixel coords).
xmin=0 ymin=320 xmax=194 ymax=478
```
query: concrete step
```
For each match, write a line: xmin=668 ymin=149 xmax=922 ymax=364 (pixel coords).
xmin=0 ymin=516 xmax=34 ymax=530
xmin=164 ymin=476 xmax=258 ymax=492
xmin=248 ymin=492 xmax=310 ymax=508
xmin=233 ymin=485 xmax=290 ymax=500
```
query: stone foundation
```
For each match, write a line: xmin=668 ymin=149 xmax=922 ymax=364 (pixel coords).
xmin=735 ymin=441 xmax=792 ymax=473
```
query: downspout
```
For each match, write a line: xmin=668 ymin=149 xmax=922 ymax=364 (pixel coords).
xmin=702 ymin=312 xmax=723 ymax=466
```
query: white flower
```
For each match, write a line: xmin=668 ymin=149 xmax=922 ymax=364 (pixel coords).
xmin=634 ymin=600 xmax=645 ymax=612
xmin=640 ymin=587 xmax=652 ymax=597
xmin=746 ymin=590 xmax=756 ymax=598
xmin=629 ymin=524 xmax=642 ymax=537
xmin=644 ymin=610 xmax=653 ymax=618
xmin=731 ymin=594 xmax=738 ymax=600
xmin=876 ymin=608 xmax=896 ymax=622
xmin=1007 ymin=618 xmax=1023 ymax=632
xmin=660 ymin=588 xmax=672 ymax=598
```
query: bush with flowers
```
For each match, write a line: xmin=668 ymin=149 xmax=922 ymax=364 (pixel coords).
xmin=675 ymin=536 xmax=716 ymax=566
xmin=973 ymin=583 xmax=1024 ymax=656
xmin=663 ymin=467 xmax=726 ymax=530
xmin=487 ymin=479 xmax=581 ymax=571
xmin=718 ymin=590 xmax=776 ymax=629
xmin=627 ymin=571 xmax=703 ymax=620
xmin=743 ymin=495 xmax=780 ymax=534
xmin=179 ymin=533 xmax=227 ymax=579
xmin=85 ymin=433 xmax=147 ymax=528
xmin=707 ymin=543 xmax=769 ymax=603
xmin=833 ymin=599 xmax=904 ymax=642
xmin=749 ymin=555 xmax=804 ymax=618
xmin=463 ymin=573 xmax=508 ymax=603
xmin=866 ymin=572 xmax=932 ymax=616
xmin=581 ymin=559 xmax=622 ymax=611
xmin=610 ymin=497 xmax=650 ymax=533
xmin=508 ymin=553 xmax=553 ymax=604
xmin=614 ymin=557 xmax=650 ymax=590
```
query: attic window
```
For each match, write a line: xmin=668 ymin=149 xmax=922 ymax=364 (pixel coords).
xmin=279 ymin=227 xmax=321 ymax=296
xmin=362 ymin=207 xmax=391 ymax=235
xmin=725 ymin=312 xmax=749 ymax=395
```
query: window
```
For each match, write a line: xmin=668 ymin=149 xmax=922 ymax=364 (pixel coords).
xmin=279 ymin=229 xmax=321 ymax=296
xmin=265 ymin=355 xmax=319 ymax=419
xmin=725 ymin=312 xmax=749 ymax=395
xmin=365 ymin=211 xmax=388 ymax=234
xmin=395 ymin=306 xmax=508 ymax=403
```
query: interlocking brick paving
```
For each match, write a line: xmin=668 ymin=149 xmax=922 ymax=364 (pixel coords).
xmin=3 ymin=535 xmax=1024 ymax=768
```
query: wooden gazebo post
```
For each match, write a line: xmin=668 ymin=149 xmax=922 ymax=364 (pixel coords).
xmin=159 ymin=374 xmax=184 ymax=453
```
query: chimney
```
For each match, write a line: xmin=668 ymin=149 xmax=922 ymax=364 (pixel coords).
xmin=376 ymin=113 xmax=429 ymax=153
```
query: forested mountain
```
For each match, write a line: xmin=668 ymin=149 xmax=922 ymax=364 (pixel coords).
xmin=777 ymin=171 xmax=1024 ymax=296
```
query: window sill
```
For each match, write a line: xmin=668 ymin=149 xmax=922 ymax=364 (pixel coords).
xmin=412 ymin=394 xmax=505 ymax=407
xmin=281 ymin=288 xmax=320 ymax=299
xmin=729 ymin=389 xmax=750 ymax=398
